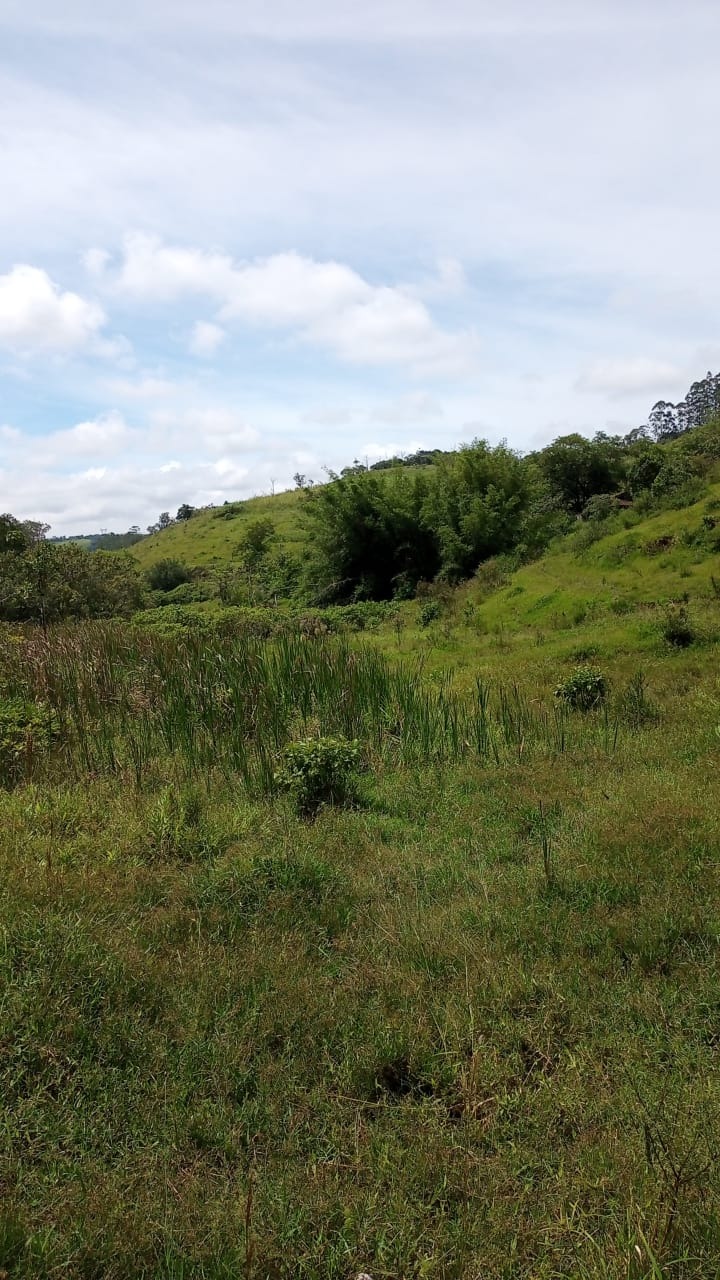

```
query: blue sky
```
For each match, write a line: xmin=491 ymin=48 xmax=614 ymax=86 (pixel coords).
xmin=1 ymin=0 xmax=718 ymax=533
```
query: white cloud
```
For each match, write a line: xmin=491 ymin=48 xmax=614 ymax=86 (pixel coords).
xmin=0 ymin=264 xmax=106 ymax=353
xmin=1 ymin=0 xmax=719 ymax=535
xmin=104 ymin=375 xmax=178 ymax=400
xmin=5 ymin=0 xmax=716 ymax=42
xmin=83 ymin=247 xmax=111 ymax=278
xmin=189 ymin=320 xmax=226 ymax=357
xmin=148 ymin=406 xmax=260 ymax=455
xmin=110 ymin=234 xmax=480 ymax=374
xmin=409 ymin=258 xmax=468 ymax=301
xmin=301 ymin=406 xmax=356 ymax=427
xmin=576 ymin=358 xmax=684 ymax=399
xmin=25 ymin=411 xmax=138 ymax=465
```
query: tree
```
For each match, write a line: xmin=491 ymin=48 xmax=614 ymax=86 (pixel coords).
xmin=648 ymin=401 xmax=680 ymax=441
xmin=176 ymin=504 xmax=196 ymax=521
xmin=538 ymin=433 xmax=625 ymax=514
xmin=0 ymin=514 xmax=31 ymax=554
xmin=422 ymin=441 xmax=537 ymax=580
xmin=236 ymin=518 xmax=277 ymax=573
xmin=0 ymin=541 xmax=143 ymax=625
xmin=627 ymin=444 xmax=664 ymax=494
xmin=304 ymin=467 xmax=438 ymax=601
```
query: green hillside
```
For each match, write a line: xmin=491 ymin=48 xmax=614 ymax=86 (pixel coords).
xmin=131 ymin=487 xmax=307 ymax=570
xmin=474 ymin=483 xmax=720 ymax=630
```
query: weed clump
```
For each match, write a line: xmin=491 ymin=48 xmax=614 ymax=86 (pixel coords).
xmin=0 ymin=698 xmax=55 ymax=787
xmin=617 ymin=671 xmax=659 ymax=728
xmin=662 ymin=603 xmax=696 ymax=648
xmin=146 ymin=786 xmax=223 ymax=860
xmin=555 ymin=666 xmax=608 ymax=711
xmin=275 ymin=736 xmax=361 ymax=817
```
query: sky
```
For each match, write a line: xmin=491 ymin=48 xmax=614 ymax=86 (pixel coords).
xmin=1 ymin=0 xmax=719 ymax=534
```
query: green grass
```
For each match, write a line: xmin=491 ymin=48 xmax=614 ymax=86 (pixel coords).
xmin=471 ymin=483 xmax=720 ymax=632
xmin=1 ymin=496 xmax=720 ymax=1277
xmin=131 ymin=488 xmax=307 ymax=572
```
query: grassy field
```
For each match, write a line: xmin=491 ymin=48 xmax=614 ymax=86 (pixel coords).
xmin=1 ymin=494 xmax=720 ymax=1278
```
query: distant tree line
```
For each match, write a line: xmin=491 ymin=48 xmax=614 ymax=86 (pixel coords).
xmin=645 ymin=371 xmax=720 ymax=441
xmin=146 ymin=504 xmax=197 ymax=534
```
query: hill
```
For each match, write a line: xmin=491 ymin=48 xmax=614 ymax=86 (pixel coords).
xmin=130 ymin=487 xmax=307 ymax=571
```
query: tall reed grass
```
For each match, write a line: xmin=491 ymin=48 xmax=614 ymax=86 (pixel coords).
xmin=0 ymin=623 xmax=620 ymax=791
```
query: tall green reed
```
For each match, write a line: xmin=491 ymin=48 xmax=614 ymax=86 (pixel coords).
xmin=0 ymin=622 xmax=624 ymax=793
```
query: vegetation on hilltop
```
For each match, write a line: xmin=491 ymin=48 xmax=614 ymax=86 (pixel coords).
xmin=128 ymin=370 xmax=720 ymax=611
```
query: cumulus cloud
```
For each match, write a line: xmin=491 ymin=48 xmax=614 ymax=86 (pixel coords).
xmin=0 ymin=408 xmax=277 ymax=534
xmin=104 ymin=375 xmax=178 ymax=400
xmin=2 ymin=412 xmax=138 ymax=468
xmin=0 ymin=264 xmax=106 ymax=353
xmin=107 ymin=234 xmax=480 ymax=374
xmin=2 ymin=1 xmax=719 ymax=534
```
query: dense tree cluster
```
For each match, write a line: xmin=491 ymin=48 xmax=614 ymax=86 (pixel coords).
xmin=647 ymin=370 xmax=720 ymax=441
xmin=303 ymin=372 xmax=720 ymax=602
xmin=0 ymin=516 xmax=143 ymax=624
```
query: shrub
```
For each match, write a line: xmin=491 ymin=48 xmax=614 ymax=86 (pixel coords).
xmin=274 ymin=737 xmax=361 ymax=817
xmin=582 ymin=493 xmax=620 ymax=522
xmin=662 ymin=604 xmax=695 ymax=648
xmin=419 ymin=600 xmax=441 ymax=628
xmin=0 ymin=698 xmax=55 ymax=786
xmin=555 ymin=666 xmax=608 ymax=711
xmin=146 ymin=559 xmax=192 ymax=592
xmin=152 ymin=582 xmax=210 ymax=607
xmin=652 ymin=456 xmax=696 ymax=498
xmin=146 ymin=786 xmax=223 ymax=860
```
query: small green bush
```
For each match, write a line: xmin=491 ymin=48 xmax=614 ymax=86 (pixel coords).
xmin=555 ymin=666 xmax=608 ymax=711
xmin=274 ymin=737 xmax=361 ymax=817
xmin=0 ymin=698 xmax=55 ymax=787
xmin=146 ymin=786 xmax=224 ymax=860
xmin=652 ymin=457 xmax=696 ymax=498
xmin=419 ymin=600 xmax=441 ymax=628
xmin=662 ymin=604 xmax=696 ymax=648
xmin=582 ymin=493 xmax=620 ymax=522
xmin=146 ymin=559 xmax=192 ymax=592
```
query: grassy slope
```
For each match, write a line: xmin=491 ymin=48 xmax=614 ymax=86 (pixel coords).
xmin=130 ymin=487 xmax=307 ymax=570
xmin=476 ymin=483 xmax=720 ymax=630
